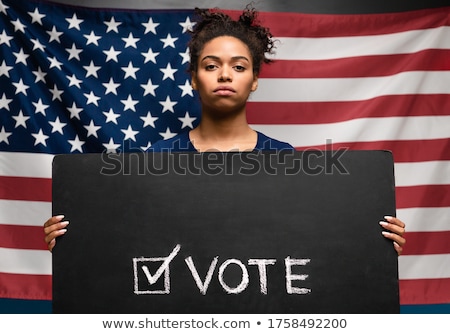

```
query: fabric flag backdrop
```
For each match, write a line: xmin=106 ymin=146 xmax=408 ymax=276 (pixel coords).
xmin=0 ymin=0 xmax=449 ymax=314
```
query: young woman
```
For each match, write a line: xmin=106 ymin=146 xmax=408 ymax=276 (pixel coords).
xmin=44 ymin=6 xmax=406 ymax=254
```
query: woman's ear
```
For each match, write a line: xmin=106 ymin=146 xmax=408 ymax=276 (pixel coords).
xmin=191 ymin=72 xmax=198 ymax=90
xmin=251 ymin=75 xmax=258 ymax=92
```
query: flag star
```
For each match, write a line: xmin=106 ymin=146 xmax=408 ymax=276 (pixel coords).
xmin=67 ymin=74 xmax=82 ymax=88
xmin=66 ymin=43 xmax=83 ymax=60
xmin=0 ymin=2 xmax=9 ymax=15
xmin=122 ymin=32 xmax=139 ymax=48
xmin=0 ymin=60 xmax=13 ymax=77
xmin=83 ymin=60 xmax=101 ymax=78
xmin=160 ymin=33 xmax=178 ymax=48
xmin=48 ymin=56 xmax=63 ymax=70
xmin=142 ymin=17 xmax=159 ymax=34
xmin=32 ymin=67 xmax=46 ymax=83
xmin=103 ymin=108 xmax=120 ymax=124
xmin=160 ymin=63 xmax=177 ymax=81
xmin=105 ymin=17 xmax=121 ymax=33
xmin=83 ymin=31 xmax=101 ymax=46
xmin=11 ymin=18 xmax=26 ymax=33
xmin=103 ymin=138 xmax=121 ymax=153
xmin=13 ymin=49 xmax=29 ymax=65
xmin=179 ymin=47 xmax=190 ymax=64
xmin=103 ymin=46 xmax=121 ymax=62
xmin=49 ymin=117 xmax=67 ymax=134
xmin=0 ymin=126 xmax=12 ymax=144
xmin=0 ymin=30 xmax=13 ymax=47
xmin=178 ymin=79 xmax=194 ymax=97
xmin=31 ymin=38 xmax=45 ymax=52
xmin=67 ymin=102 xmax=83 ymax=119
xmin=28 ymin=8 xmax=45 ymax=25
xmin=47 ymin=26 xmax=63 ymax=43
xmin=50 ymin=84 xmax=64 ymax=101
xmin=178 ymin=112 xmax=197 ymax=129
xmin=159 ymin=96 xmax=177 ymax=113
xmin=141 ymin=78 xmax=158 ymax=96
xmin=68 ymin=135 xmax=85 ymax=152
xmin=140 ymin=112 xmax=158 ymax=128
xmin=32 ymin=129 xmax=49 ymax=147
xmin=121 ymin=125 xmax=139 ymax=141
xmin=32 ymin=98 xmax=49 ymax=115
xmin=121 ymin=94 xmax=139 ymax=111
xmin=103 ymin=78 xmax=120 ymax=95
xmin=66 ymin=13 xmax=83 ymax=30
xmin=159 ymin=127 xmax=176 ymax=140
xmin=84 ymin=91 xmax=101 ymax=106
xmin=141 ymin=47 xmax=159 ymax=64
xmin=13 ymin=110 xmax=30 ymax=128
xmin=140 ymin=141 xmax=152 ymax=151
xmin=179 ymin=17 xmax=196 ymax=33
xmin=121 ymin=61 xmax=139 ymax=79
xmin=84 ymin=120 xmax=101 ymax=138
xmin=13 ymin=79 xmax=30 ymax=95
xmin=0 ymin=93 xmax=12 ymax=110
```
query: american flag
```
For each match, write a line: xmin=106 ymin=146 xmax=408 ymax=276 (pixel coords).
xmin=1 ymin=0 xmax=449 ymax=313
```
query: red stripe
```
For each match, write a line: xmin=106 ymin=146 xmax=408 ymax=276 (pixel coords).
xmin=400 ymin=277 xmax=450 ymax=305
xmin=0 ymin=272 xmax=51 ymax=300
xmin=0 ymin=225 xmax=47 ymax=250
xmin=396 ymin=185 xmax=450 ymax=209
xmin=247 ymin=94 xmax=450 ymax=124
xmin=260 ymin=50 xmax=450 ymax=78
xmin=0 ymin=176 xmax=52 ymax=202
xmin=402 ymin=231 xmax=450 ymax=256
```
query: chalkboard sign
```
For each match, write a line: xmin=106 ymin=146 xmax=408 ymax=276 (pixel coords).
xmin=52 ymin=150 xmax=399 ymax=313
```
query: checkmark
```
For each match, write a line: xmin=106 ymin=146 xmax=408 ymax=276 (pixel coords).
xmin=141 ymin=244 xmax=181 ymax=285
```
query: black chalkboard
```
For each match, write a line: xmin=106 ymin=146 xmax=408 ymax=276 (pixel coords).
xmin=52 ymin=150 xmax=399 ymax=314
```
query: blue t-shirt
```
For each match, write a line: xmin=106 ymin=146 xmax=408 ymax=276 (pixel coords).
xmin=149 ymin=131 xmax=294 ymax=152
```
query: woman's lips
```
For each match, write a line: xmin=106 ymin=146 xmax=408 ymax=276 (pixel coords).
xmin=214 ymin=86 xmax=236 ymax=96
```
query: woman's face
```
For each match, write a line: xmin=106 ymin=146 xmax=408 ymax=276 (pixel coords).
xmin=191 ymin=36 xmax=258 ymax=115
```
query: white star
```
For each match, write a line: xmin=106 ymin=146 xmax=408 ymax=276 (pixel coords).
xmin=13 ymin=79 xmax=29 ymax=95
xmin=141 ymin=47 xmax=159 ymax=64
xmin=103 ymin=138 xmax=121 ymax=153
xmin=142 ymin=17 xmax=159 ymax=34
xmin=67 ymin=74 xmax=82 ymax=88
xmin=0 ymin=30 xmax=13 ymax=47
xmin=31 ymin=38 xmax=45 ymax=52
xmin=0 ymin=2 xmax=9 ymax=15
xmin=140 ymin=112 xmax=158 ymax=128
xmin=32 ymin=67 xmax=46 ymax=83
xmin=122 ymin=32 xmax=139 ymax=48
xmin=178 ymin=79 xmax=194 ymax=97
xmin=0 ymin=126 xmax=12 ymax=144
xmin=83 ymin=31 xmax=101 ymax=46
xmin=103 ymin=78 xmax=120 ymax=95
xmin=47 ymin=26 xmax=63 ymax=43
xmin=13 ymin=110 xmax=30 ymax=128
xmin=49 ymin=117 xmax=67 ymax=134
xmin=103 ymin=108 xmax=120 ymax=124
xmin=159 ymin=127 xmax=176 ymax=140
xmin=28 ymin=8 xmax=45 ymax=25
xmin=179 ymin=47 xmax=190 ymax=64
xmin=178 ymin=112 xmax=197 ymax=129
xmin=103 ymin=46 xmax=121 ymax=62
xmin=68 ymin=135 xmax=84 ymax=152
xmin=105 ymin=17 xmax=121 ymax=33
xmin=140 ymin=141 xmax=152 ymax=151
xmin=84 ymin=91 xmax=101 ymax=106
xmin=66 ymin=13 xmax=83 ymax=30
xmin=84 ymin=120 xmax=101 ymax=138
xmin=141 ymin=78 xmax=158 ymax=96
xmin=32 ymin=129 xmax=49 ymax=147
xmin=159 ymin=96 xmax=177 ymax=113
xmin=32 ymin=98 xmax=49 ymax=115
xmin=179 ymin=17 xmax=196 ymax=33
xmin=66 ymin=43 xmax=82 ymax=60
xmin=160 ymin=33 xmax=178 ymax=48
xmin=48 ymin=56 xmax=63 ymax=70
xmin=120 ymin=95 xmax=139 ymax=111
xmin=121 ymin=61 xmax=139 ymax=79
xmin=11 ymin=18 xmax=26 ymax=33
xmin=0 ymin=93 xmax=12 ymax=111
xmin=0 ymin=60 xmax=13 ymax=77
xmin=160 ymin=63 xmax=177 ymax=81
xmin=13 ymin=49 xmax=29 ymax=65
xmin=50 ymin=84 xmax=64 ymax=101
xmin=67 ymin=102 xmax=83 ymax=119
xmin=121 ymin=125 xmax=139 ymax=141
xmin=83 ymin=61 xmax=101 ymax=78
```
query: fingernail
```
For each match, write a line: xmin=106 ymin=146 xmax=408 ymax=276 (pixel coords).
xmin=382 ymin=231 xmax=389 ymax=236
xmin=379 ymin=221 xmax=388 ymax=227
xmin=61 ymin=221 xmax=70 ymax=226
xmin=384 ymin=215 xmax=393 ymax=220
xmin=56 ymin=215 xmax=65 ymax=220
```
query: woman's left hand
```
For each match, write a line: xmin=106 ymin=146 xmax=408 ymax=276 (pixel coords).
xmin=380 ymin=216 xmax=406 ymax=256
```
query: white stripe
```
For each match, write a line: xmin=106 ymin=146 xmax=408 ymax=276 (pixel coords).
xmin=0 ymin=247 xmax=51 ymax=275
xmin=0 ymin=152 xmax=54 ymax=178
xmin=271 ymin=26 xmax=450 ymax=60
xmin=252 ymin=72 xmax=450 ymax=102
xmin=0 ymin=200 xmax=51 ymax=227
xmin=399 ymin=254 xmax=450 ymax=280
xmin=251 ymin=116 xmax=450 ymax=147
xmin=395 ymin=161 xmax=450 ymax=187
xmin=397 ymin=207 xmax=450 ymax=232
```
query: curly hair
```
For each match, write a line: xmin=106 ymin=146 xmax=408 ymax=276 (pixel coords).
xmin=188 ymin=5 xmax=275 ymax=75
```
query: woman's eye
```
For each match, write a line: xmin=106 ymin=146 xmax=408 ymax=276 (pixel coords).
xmin=234 ymin=65 xmax=245 ymax=71
xmin=205 ymin=64 xmax=217 ymax=70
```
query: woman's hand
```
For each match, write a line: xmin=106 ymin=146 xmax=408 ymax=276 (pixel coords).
xmin=380 ymin=216 xmax=406 ymax=256
xmin=43 ymin=215 xmax=69 ymax=252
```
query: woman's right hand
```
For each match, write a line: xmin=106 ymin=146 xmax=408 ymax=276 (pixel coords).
xmin=43 ymin=215 xmax=69 ymax=252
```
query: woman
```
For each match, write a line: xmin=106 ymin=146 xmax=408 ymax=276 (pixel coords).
xmin=45 ymin=6 xmax=406 ymax=254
